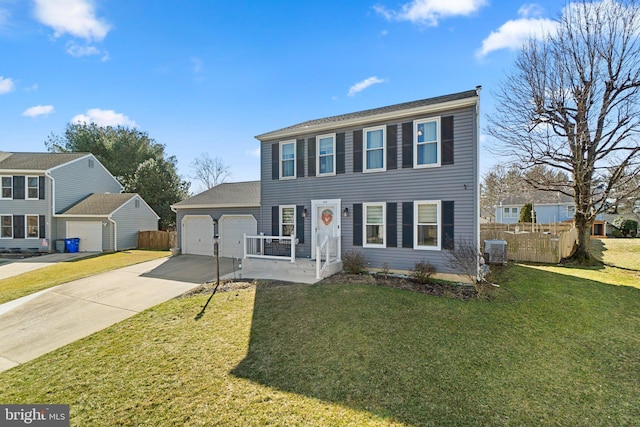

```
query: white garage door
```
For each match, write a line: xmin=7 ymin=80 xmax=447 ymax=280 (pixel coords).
xmin=219 ymin=215 xmax=257 ymax=258
xmin=66 ymin=221 xmax=103 ymax=252
xmin=182 ymin=215 xmax=214 ymax=256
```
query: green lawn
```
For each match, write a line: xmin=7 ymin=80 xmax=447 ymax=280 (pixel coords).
xmin=0 ymin=242 xmax=639 ymax=425
xmin=0 ymin=250 xmax=169 ymax=304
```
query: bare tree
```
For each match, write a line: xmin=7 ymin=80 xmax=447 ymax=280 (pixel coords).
xmin=488 ymin=0 xmax=640 ymax=261
xmin=190 ymin=153 xmax=231 ymax=191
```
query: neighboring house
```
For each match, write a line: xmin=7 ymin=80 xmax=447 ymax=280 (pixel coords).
xmin=171 ymin=181 xmax=260 ymax=258
xmin=253 ymin=88 xmax=481 ymax=278
xmin=0 ymin=152 xmax=159 ymax=253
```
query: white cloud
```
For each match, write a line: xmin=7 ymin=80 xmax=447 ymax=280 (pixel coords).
xmin=66 ymin=41 xmax=100 ymax=57
xmin=0 ymin=76 xmax=15 ymax=94
xmin=71 ymin=108 xmax=136 ymax=127
xmin=33 ymin=0 xmax=110 ymax=41
xmin=375 ymin=0 xmax=488 ymax=26
xmin=348 ymin=76 xmax=387 ymax=97
xmin=246 ymin=147 xmax=260 ymax=157
xmin=22 ymin=105 xmax=54 ymax=117
xmin=476 ymin=4 xmax=558 ymax=58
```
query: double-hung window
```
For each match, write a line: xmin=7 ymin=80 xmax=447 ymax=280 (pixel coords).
xmin=280 ymin=140 xmax=296 ymax=179
xmin=504 ymin=207 xmax=518 ymax=219
xmin=27 ymin=176 xmax=39 ymax=199
xmin=1 ymin=176 xmax=12 ymax=199
xmin=26 ymin=215 xmax=39 ymax=238
xmin=414 ymin=118 xmax=440 ymax=167
xmin=1 ymin=215 xmax=12 ymax=238
xmin=364 ymin=202 xmax=385 ymax=248
xmin=280 ymin=205 xmax=296 ymax=237
xmin=317 ymin=134 xmax=335 ymax=176
xmin=414 ymin=201 xmax=441 ymax=250
xmin=364 ymin=126 xmax=385 ymax=172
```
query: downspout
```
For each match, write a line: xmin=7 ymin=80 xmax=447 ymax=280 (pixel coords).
xmin=475 ymin=85 xmax=482 ymax=282
xmin=45 ymin=171 xmax=55 ymax=252
xmin=108 ymin=216 xmax=117 ymax=252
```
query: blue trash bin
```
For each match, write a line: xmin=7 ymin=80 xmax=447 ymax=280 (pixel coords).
xmin=65 ymin=238 xmax=80 ymax=253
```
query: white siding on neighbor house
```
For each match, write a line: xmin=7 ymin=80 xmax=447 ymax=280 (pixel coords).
xmin=111 ymin=197 xmax=159 ymax=250
xmin=259 ymin=106 xmax=479 ymax=274
xmin=50 ymin=156 xmax=122 ymax=213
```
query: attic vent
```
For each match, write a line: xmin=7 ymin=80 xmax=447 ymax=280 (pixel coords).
xmin=88 ymin=158 xmax=95 ymax=168
xmin=135 ymin=199 xmax=140 ymax=208
xmin=484 ymin=240 xmax=507 ymax=265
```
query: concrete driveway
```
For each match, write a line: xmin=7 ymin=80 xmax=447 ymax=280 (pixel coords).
xmin=0 ymin=254 xmax=237 ymax=372
xmin=0 ymin=252 xmax=96 ymax=280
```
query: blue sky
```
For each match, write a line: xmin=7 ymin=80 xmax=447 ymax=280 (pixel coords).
xmin=1 ymin=0 xmax=563 ymax=190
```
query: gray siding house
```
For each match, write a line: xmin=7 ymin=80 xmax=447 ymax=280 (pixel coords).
xmin=171 ymin=181 xmax=260 ymax=258
xmin=0 ymin=152 xmax=159 ymax=253
xmin=254 ymin=88 xmax=481 ymax=277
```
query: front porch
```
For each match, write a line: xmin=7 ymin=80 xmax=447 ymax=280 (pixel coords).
xmin=231 ymin=234 xmax=343 ymax=284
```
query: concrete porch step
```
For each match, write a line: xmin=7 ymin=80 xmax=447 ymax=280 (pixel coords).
xmin=227 ymin=257 xmax=342 ymax=284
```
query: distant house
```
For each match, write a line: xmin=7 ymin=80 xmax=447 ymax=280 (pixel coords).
xmin=0 ymin=152 xmax=159 ymax=253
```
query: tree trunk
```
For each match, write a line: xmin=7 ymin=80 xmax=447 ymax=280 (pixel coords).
xmin=573 ymin=216 xmax=593 ymax=262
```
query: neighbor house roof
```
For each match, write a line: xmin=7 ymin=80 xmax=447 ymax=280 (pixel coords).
xmin=59 ymin=193 xmax=145 ymax=216
xmin=0 ymin=152 xmax=90 ymax=171
xmin=256 ymin=88 xmax=481 ymax=141
xmin=172 ymin=181 xmax=260 ymax=209
xmin=500 ymin=191 xmax=575 ymax=206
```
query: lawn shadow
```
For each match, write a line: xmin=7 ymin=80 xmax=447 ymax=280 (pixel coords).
xmin=589 ymin=238 xmax=606 ymax=263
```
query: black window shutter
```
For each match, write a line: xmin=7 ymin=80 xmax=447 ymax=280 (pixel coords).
xmin=442 ymin=201 xmax=455 ymax=250
xmin=13 ymin=176 xmax=25 ymax=200
xmin=387 ymin=124 xmax=397 ymax=170
xmin=307 ymin=137 xmax=316 ymax=177
xmin=296 ymin=139 xmax=305 ymax=178
xmin=401 ymin=122 xmax=413 ymax=169
xmin=271 ymin=206 xmax=279 ymax=236
xmin=353 ymin=130 xmax=363 ymax=173
xmin=402 ymin=202 xmax=413 ymax=248
xmin=13 ymin=215 xmax=25 ymax=239
xmin=39 ymin=176 xmax=45 ymax=200
xmin=336 ymin=132 xmax=345 ymax=174
xmin=271 ymin=143 xmax=279 ymax=180
xmin=442 ymin=116 xmax=454 ymax=165
xmin=353 ymin=203 xmax=363 ymax=246
xmin=387 ymin=202 xmax=397 ymax=247
xmin=296 ymin=205 xmax=305 ymax=244
xmin=39 ymin=215 xmax=46 ymax=238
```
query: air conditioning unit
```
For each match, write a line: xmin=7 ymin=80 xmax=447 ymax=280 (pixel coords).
xmin=484 ymin=240 xmax=507 ymax=265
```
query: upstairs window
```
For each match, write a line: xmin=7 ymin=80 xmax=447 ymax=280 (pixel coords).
xmin=1 ymin=176 xmax=11 ymax=199
xmin=364 ymin=126 xmax=385 ymax=172
xmin=364 ymin=202 xmax=386 ymax=248
xmin=280 ymin=205 xmax=295 ymax=237
xmin=414 ymin=118 xmax=440 ymax=167
xmin=280 ymin=140 xmax=296 ymax=179
xmin=27 ymin=176 xmax=39 ymax=200
xmin=317 ymin=134 xmax=335 ymax=176
xmin=0 ymin=215 xmax=12 ymax=238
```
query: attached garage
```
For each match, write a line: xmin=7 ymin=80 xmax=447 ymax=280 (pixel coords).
xmin=66 ymin=221 xmax=103 ymax=252
xmin=219 ymin=215 xmax=257 ymax=258
xmin=182 ymin=215 xmax=215 ymax=256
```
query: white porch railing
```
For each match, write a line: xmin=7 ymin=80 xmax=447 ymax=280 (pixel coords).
xmin=243 ymin=234 xmax=296 ymax=263
xmin=316 ymin=236 xmax=341 ymax=279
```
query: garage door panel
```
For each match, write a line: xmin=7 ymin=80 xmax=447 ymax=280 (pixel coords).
xmin=66 ymin=221 xmax=103 ymax=252
xmin=183 ymin=215 xmax=214 ymax=256
xmin=219 ymin=215 xmax=256 ymax=258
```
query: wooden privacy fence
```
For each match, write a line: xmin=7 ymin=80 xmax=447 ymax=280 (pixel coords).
xmin=481 ymin=225 xmax=578 ymax=263
xmin=138 ymin=230 xmax=177 ymax=250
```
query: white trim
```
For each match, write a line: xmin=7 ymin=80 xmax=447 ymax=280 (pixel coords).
xmin=414 ymin=200 xmax=441 ymax=251
xmin=0 ymin=214 xmax=13 ymax=239
xmin=48 ymin=154 xmax=124 ymax=192
xmin=311 ymin=199 xmax=341 ymax=260
xmin=171 ymin=203 xmax=260 ymax=209
xmin=26 ymin=176 xmax=39 ymax=200
xmin=316 ymin=133 xmax=336 ymax=177
xmin=111 ymin=194 xmax=160 ymax=220
xmin=0 ymin=175 xmax=12 ymax=200
xmin=279 ymin=205 xmax=296 ymax=237
xmin=25 ymin=214 xmax=39 ymax=239
xmin=413 ymin=117 xmax=441 ymax=168
xmin=363 ymin=202 xmax=386 ymax=248
xmin=279 ymin=140 xmax=296 ymax=180
xmin=363 ymin=125 xmax=386 ymax=173
xmin=256 ymin=96 xmax=478 ymax=140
